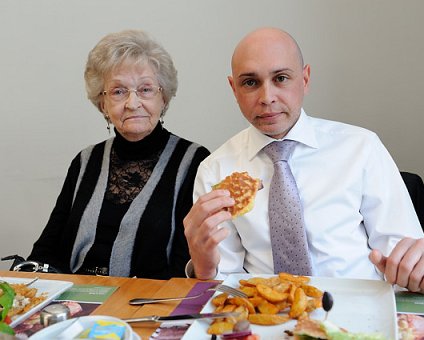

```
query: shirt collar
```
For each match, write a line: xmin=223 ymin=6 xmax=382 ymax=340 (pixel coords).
xmin=246 ymin=109 xmax=318 ymax=160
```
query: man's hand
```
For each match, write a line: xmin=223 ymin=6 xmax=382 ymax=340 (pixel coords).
xmin=369 ymin=237 xmax=424 ymax=293
xmin=183 ymin=190 xmax=235 ymax=280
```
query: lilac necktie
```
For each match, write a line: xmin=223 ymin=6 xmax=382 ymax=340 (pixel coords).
xmin=264 ymin=140 xmax=312 ymax=276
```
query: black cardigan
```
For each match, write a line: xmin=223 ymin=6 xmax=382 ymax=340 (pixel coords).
xmin=28 ymin=127 xmax=210 ymax=279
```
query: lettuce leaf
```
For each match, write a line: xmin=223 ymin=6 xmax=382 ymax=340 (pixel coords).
xmin=322 ymin=321 xmax=387 ymax=340
xmin=0 ymin=282 xmax=16 ymax=335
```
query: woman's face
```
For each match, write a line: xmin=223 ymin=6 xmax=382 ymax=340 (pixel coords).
xmin=101 ymin=61 xmax=165 ymax=142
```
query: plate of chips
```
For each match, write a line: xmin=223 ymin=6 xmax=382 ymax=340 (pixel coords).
xmin=182 ymin=273 xmax=397 ymax=339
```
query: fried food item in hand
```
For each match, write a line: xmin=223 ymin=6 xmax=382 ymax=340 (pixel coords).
xmin=212 ymin=171 xmax=262 ymax=218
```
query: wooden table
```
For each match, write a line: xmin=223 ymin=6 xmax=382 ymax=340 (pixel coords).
xmin=0 ymin=270 xmax=209 ymax=339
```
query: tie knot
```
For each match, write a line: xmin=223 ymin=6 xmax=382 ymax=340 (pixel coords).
xmin=263 ymin=140 xmax=297 ymax=163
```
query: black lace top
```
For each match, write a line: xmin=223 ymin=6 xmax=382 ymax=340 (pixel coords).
xmin=105 ymin=125 xmax=167 ymax=204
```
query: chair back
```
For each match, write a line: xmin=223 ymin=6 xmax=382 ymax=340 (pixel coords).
xmin=400 ymin=171 xmax=424 ymax=231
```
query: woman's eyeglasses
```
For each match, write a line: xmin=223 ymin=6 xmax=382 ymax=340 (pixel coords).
xmin=102 ymin=85 xmax=162 ymax=102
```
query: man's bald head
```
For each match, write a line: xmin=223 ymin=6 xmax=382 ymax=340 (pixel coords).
xmin=231 ymin=27 xmax=304 ymax=72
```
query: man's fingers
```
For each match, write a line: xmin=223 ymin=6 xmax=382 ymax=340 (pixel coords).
xmin=394 ymin=240 xmax=422 ymax=288
xmin=185 ymin=191 xmax=234 ymax=229
xmin=373 ymin=238 xmax=424 ymax=292
xmin=384 ymin=238 xmax=416 ymax=285
xmin=405 ymin=257 xmax=424 ymax=292
xmin=191 ymin=212 xmax=230 ymax=247
xmin=369 ymin=249 xmax=386 ymax=274
xmin=392 ymin=239 xmax=424 ymax=292
xmin=184 ymin=206 xmax=232 ymax=239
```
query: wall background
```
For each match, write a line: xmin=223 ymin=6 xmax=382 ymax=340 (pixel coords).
xmin=1 ymin=0 xmax=423 ymax=270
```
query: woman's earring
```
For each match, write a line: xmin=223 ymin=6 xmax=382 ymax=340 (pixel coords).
xmin=160 ymin=107 xmax=165 ymax=126
xmin=105 ymin=114 xmax=111 ymax=134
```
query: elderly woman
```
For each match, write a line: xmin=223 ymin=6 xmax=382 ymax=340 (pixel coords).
xmin=27 ymin=30 xmax=210 ymax=279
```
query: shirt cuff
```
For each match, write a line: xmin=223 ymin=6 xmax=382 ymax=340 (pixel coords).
xmin=185 ymin=259 xmax=196 ymax=278
xmin=185 ymin=259 xmax=220 ymax=279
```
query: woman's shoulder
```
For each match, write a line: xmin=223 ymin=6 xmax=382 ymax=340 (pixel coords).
xmin=77 ymin=137 xmax=113 ymax=157
xmin=170 ymin=132 xmax=210 ymax=156
xmin=65 ymin=138 xmax=114 ymax=173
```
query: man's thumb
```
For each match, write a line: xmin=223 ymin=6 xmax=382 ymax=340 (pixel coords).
xmin=369 ymin=249 xmax=386 ymax=273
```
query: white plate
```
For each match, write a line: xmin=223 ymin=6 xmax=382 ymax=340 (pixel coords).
xmin=182 ymin=274 xmax=397 ymax=340
xmin=0 ymin=276 xmax=73 ymax=327
xmin=28 ymin=315 xmax=140 ymax=340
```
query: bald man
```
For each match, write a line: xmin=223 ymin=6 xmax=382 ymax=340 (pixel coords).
xmin=184 ymin=27 xmax=424 ymax=293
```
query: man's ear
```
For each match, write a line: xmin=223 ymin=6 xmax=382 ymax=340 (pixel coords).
xmin=303 ymin=64 xmax=311 ymax=94
xmin=228 ymin=76 xmax=236 ymax=96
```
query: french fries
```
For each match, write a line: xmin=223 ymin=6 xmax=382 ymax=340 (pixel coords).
xmin=207 ymin=272 xmax=324 ymax=335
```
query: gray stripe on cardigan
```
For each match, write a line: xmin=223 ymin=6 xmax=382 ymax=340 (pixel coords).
xmin=167 ymin=142 xmax=201 ymax=260
xmin=70 ymin=138 xmax=114 ymax=272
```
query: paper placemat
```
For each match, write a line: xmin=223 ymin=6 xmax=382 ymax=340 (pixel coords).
xmin=150 ymin=281 xmax=217 ymax=339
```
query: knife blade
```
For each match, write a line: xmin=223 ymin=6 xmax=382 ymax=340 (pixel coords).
xmin=123 ymin=312 xmax=239 ymax=323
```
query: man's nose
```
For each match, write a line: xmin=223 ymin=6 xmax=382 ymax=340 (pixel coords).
xmin=259 ymin=83 xmax=276 ymax=105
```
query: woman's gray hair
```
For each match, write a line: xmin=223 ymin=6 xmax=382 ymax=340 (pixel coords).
xmin=84 ymin=29 xmax=178 ymax=116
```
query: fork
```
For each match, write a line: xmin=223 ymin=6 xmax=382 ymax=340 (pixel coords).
xmin=129 ymin=283 xmax=248 ymax=305
xmin=25 ymin=277 xmax=39 ymax=286
xmin=0 ymin=277 xmax=39 ymax=287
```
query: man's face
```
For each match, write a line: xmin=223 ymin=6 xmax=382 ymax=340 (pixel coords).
xmin=229 ymin=31 xmax=310 ymax=139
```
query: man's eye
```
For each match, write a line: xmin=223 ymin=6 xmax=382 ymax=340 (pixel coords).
xmin=242 ymin=79 xmax=257 ymax=87
xmin=275 ymin=75 xmax=288 ymax=83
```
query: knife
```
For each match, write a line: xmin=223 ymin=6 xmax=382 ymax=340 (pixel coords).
xmin=123 ymin=312 xmax=239 ymax=323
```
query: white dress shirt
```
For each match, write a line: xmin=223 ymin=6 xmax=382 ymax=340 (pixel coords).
xmin=193 ymin=110 xmax=423 ymax=280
